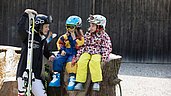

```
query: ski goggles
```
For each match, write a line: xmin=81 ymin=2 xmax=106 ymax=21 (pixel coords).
xmin=66 ymin=25 xmax=75 ymax=30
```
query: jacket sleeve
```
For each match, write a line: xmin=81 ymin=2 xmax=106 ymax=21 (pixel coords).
xmin=75 ymin=36 xmax=84 ymax=49
xmin=76 ymin=46 xmax=85 ymax=60
xmin=17 ymin=12 xmax=28 ymax=42
xmin=75 ymin=32 xmax=89 ymax=60
xmin=101 ymin=32 xmax=112 ymax=62
xmin=56 ymin=35 xmax=66 ymax=52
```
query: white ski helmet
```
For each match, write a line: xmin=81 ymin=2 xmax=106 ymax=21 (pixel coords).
xmin=87 ymin=14 xmax=106 ymax=30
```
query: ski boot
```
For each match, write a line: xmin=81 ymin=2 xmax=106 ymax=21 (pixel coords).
xmin=92 ymin=82 xmax=100 ymax=91
xmin=74 ymin=83 xmax=84 ymax=90
xmin=67 ymin=76 xmax=76 ymax=91
xmin=49 ymin=72 xmax=60 ymax=87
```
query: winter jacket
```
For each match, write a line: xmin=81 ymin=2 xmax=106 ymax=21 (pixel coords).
xmin=77 ymin=31 xmax=112 ymax=62
xmin=56 ymin=32 xmax=84 ymax=55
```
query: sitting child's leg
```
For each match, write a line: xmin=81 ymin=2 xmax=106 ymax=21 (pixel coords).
xmin=49 ymin=72 xmax=61 ymax=87
xmin=65 ymin=56 xmax=77 ymax=90
xmin=89 ymin=54 xmax=102 ymax=91
xmin=75 ymin=54 xmax=102 ymax=91
xmin=74 ymin=53 xmax=91 ymax=90
xmin=49 ymin=54 xmax=67 ymax=87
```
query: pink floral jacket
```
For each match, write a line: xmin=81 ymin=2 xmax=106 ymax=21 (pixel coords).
xmin=77 ymin=30 xmax=112 ymax=62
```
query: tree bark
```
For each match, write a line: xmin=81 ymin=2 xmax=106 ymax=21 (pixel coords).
xmin=0 ymin=47 xmax=20 ymax=96
xmin=0 ymin=81 xmax=18 ymax=96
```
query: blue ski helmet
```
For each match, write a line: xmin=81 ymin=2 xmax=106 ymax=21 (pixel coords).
xmin=35 ymin=14 xmax=53 ymax=32
xmin=66 ymin=16 xmax=82 ymax=27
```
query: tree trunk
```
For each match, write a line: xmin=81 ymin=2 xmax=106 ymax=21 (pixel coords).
xmin=0 ymin=81 xmax=18 ymax=96
xmin=0 ymin=47 xmax=21 ymax=96
xmin=0 ymin=52 xmax=5 ymax=90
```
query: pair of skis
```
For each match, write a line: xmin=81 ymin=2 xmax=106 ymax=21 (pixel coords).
xmin=23 ymin=13 xmax=35 ymax=96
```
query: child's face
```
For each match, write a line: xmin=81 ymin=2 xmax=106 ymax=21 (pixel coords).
xmin=42 ymin=24 xmax=50 ymax=35
xmin=89 ymin=23 xmax=97 ymax=33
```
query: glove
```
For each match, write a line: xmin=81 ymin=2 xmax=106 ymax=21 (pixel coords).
xmin=49 ymin=55 xmax=55 ymax=62
xmin=61 ymin=50 xmax=66 ymax=56
xmin=24 ymin=9 xmax=37 ymax=15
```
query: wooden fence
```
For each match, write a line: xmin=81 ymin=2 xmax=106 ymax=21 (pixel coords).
xmin=0 ymin=0 xmax=170 ymax=63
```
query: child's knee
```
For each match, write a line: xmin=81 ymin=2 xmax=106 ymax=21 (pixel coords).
xmin=66 ymin=62 xmax=77 ymax=74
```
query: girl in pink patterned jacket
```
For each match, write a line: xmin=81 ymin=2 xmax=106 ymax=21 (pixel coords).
xmin=74 ymin=15 xmax=112 ymax=91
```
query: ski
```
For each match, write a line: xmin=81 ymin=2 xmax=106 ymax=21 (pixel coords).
xmin=24 ymin=13 xmax=36 ymax=96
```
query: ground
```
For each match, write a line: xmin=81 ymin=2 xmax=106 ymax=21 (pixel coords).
xmin=118 ymin=63 xmax=171 ymax=96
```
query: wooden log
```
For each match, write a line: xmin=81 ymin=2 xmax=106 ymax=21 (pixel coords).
xmin=89 ymin=58 xmax=122 ymax=96
xmin=0 ymin=52 xmax=5 ymax=90
xmin=0 ymin=48 xmax=20 ymax=96
xmin=0 ymin=81 xmax=18 ymax=96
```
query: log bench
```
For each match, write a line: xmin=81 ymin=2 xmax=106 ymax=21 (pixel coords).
xmin=0 ymin=46 xmax=122 ymax=96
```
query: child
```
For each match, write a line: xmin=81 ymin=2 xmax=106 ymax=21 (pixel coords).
xmin=49 ymin=16 xmax=84 ymax=91
xmin=74 ymin=15 xmax=112 ymax=91
xmin=16 ymin=9 xmax=55 ymax=96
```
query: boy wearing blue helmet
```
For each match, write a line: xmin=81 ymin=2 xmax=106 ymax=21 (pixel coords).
xmin=49 ymin=16 xmax=84 ymax=91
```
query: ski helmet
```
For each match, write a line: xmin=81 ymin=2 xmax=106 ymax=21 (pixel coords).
xmin=35 ymin=14 xmax=53 ymax=32
xmin=66 ymin=16 xmax=82 ymax=27
xmin=87 ymin=14 xmax=106 ymax=30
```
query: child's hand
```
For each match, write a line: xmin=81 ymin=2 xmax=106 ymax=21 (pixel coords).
xmin=71 ymin=56 xmax=77 ymax=66
xmin=61 ymin=50 xmax=66 ymax=56
xmin=49 ymin=55 xmax=55 ymax=62
xmin=24 ymin=9 xmax=37 ymax=15
xmin=71 ymin=32 xmax=76 ymax=40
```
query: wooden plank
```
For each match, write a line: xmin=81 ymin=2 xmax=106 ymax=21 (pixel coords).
xmin=0 ymin=0 xmax=171 ymax=63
